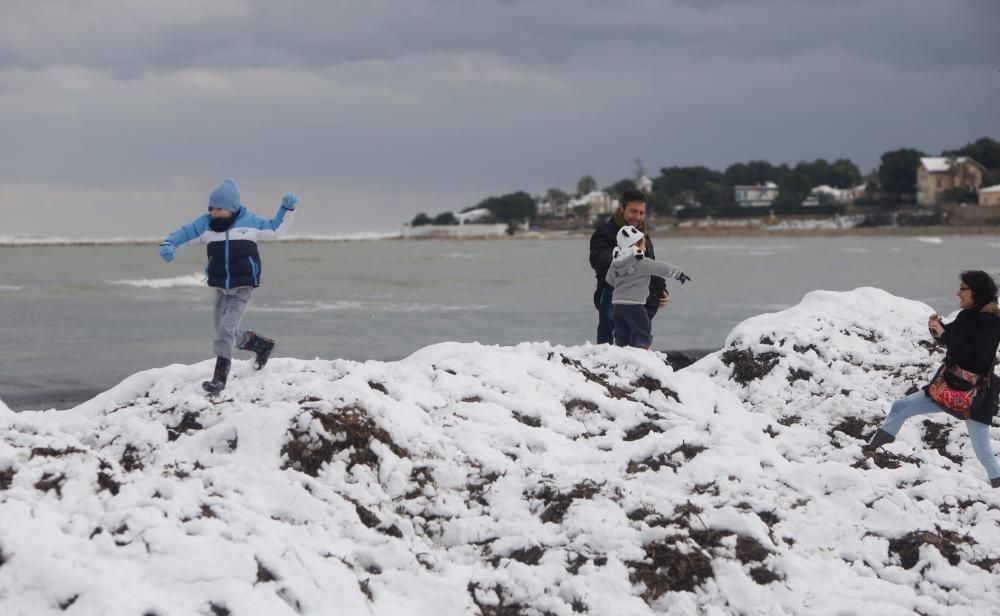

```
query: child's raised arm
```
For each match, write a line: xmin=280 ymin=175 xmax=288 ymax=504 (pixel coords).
xmin=636 ymin=257 xmax=690 ymax=284
xmin=159 ymin=215 xmax=211 ymax=262
xmin=244 ymin=192 xmax=299 ymax=239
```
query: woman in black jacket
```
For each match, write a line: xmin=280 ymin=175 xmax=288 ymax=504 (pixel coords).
xmin=864 ymin=270 xmax=1000 ymax=487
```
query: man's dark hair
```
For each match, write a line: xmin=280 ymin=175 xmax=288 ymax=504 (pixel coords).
xmin=960 ymin=270 xmax=999 ymax=308
xmin=620 ymin=188 xmax=647 ymax=206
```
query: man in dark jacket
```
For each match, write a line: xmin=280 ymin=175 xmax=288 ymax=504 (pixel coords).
xmin=588 ymin=188 xmax=669 ymax=344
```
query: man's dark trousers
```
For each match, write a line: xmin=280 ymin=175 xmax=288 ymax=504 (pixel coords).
xmin=597 ymin=287 xmax=615 ymax=344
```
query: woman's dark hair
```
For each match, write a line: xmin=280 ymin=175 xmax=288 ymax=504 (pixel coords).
xmin=960 ymin=270 xmax=999 ymax=308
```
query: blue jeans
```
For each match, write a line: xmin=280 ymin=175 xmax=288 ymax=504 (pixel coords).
xmin=613 ymin=304 xmax=653 ymax=348
xmin=880 ymin=390 xmax=1000 ymax=479
xmin=597 ymin=287 xmax=615 ymax=345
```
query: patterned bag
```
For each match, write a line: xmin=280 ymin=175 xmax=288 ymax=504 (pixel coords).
xmin=927 ymin=363 xmax=986 ymax=419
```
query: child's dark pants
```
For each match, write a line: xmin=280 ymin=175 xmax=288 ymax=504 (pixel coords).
xmin=613 ymin=304 xmax=652 ymax=348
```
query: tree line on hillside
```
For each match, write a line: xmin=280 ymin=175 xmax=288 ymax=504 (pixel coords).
xmin=409 ymin=137 xmax=1000 ymax=226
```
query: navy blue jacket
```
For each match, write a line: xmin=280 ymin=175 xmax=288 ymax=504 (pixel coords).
xmin=162 ymin=205 xmax=294 ymax=289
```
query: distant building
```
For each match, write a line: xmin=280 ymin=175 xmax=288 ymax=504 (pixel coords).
xmin=917 ymin=157 xmax=984 ymax=205
xmin=980 ymin=185 xmax=1000 ymax=207
xmin=734 ymin=182 xmax=778 ymax=207
xmin=455 ymin=208 xmax=492 ymax=224
xmin=802 ymin=185 xmax=842 ymax=207
xmin=569 ymin=190 xmax=617 ymax=222
xmin=801 ymin=183 xmax=865 ymax=206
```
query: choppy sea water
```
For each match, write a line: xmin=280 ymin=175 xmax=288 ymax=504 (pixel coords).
xmin=2 ymin=234 xmax=999 ymax=409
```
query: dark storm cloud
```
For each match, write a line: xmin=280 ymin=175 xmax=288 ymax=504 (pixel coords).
xmin=0 ymin=0 xmax=997 ymax=237
xmin=3 ymin=1 xmax=996 ymax=73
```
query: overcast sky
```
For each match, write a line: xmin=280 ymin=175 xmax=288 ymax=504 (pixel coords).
xmin=1 ymin=0 xmax=997 ymax=238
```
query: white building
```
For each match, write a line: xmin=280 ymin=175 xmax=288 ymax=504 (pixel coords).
xmin=454 ymin=208 xmax=492 ymax=224
xmin=734 ymin=182 xmax=778 ymax=207
xmin=802 ymin=184 xmax=860 ymax=206
xmin=571 ymin=191 xmax=617 ymax=221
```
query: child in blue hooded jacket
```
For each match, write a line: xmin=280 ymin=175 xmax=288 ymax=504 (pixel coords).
xmin=159 ymin=178 xmax=299 ymax=393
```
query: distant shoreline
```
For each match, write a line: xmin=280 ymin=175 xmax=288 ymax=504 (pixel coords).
xmin=3 ymin=225 xmax=999 ymax=247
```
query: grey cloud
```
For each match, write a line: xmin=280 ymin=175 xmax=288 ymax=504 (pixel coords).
xmin=2 ymin=1 xmax=997 ymax=74
xmin=0 ymin=0 xmax=997 ymax=238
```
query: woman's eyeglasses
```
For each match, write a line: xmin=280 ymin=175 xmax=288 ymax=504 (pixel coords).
xmin=959 ymin=286 xmax=971 ymax=292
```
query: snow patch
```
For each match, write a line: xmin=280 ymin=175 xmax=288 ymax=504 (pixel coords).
xmin=1 ymin=289 xmax=999 ymax=614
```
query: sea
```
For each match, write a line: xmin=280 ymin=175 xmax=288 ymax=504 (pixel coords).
xmin=2 ymin=234 xmax=999 ymax=409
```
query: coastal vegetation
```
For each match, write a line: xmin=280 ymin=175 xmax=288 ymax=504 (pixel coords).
xmin=408 ymin=137 xmax=1000 ymax=228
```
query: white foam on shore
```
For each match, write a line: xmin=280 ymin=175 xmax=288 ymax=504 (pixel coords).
xmin=254 ymin=300 xmax=487 ymax=313
xmin=914 ymin=236 xmax=944 ymax=244
xmin=0 ymin=236 xmax=161 ymax=246
xmin=253 ymin=300 xmax=366 ymax=312
xmin=107 ymin=273 xmax=205 ymax=289
xmin=0 ymin=232 xmax=399 ymax=246
xmin=0 ymin=284 xmax=22 ymax=291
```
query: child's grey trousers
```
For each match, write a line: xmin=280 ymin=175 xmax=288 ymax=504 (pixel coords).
xmin=213 ymin=286 xmax=254 ymax=358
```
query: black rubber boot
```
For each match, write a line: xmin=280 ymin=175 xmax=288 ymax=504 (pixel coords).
xmin=240 ymin=331 xmax=275 ymax=370
xmin=861 ymin=428 xmax=895 ymax=454
xmin=991 ymin=477 xmax=1000 ymax=489
xmin=202 ymin=356 xmax=231 ymax=394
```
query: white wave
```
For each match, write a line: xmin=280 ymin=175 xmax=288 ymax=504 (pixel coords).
xmin=0 ymin=236 xmax=160 ymax=246
xmin=689 ymin=243 xmax=753 ymax=251
xmin=382 ymin=302 xmax=488 ymax=313
xmin=276 ymin=232 xmax=401 ymax=242
xmin=844 ymin=247 xmax=870 ymax=254
xmin=108 ymin=273 xmax=205 ymax=289
xmin=0 ymin=232 xmax=399 ymax=246
xmin=255 ymin=300 xmax=487 ymax=313
xmin=442 ymin=253 xmax=493 ymax=259
xmin=0 ymin=284 xmax=22 ymax=291
xmin=254 ymin=300 xmax=366 ymax=313
xmin=914 ymin=236 xmax=943 ymax=244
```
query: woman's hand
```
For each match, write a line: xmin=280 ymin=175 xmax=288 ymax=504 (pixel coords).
xmin=928 ymin=313 xmax=944 ymax=337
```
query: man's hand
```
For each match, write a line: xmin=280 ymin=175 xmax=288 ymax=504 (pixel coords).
xmin=658 ymin=290 xmax=671 ymax=308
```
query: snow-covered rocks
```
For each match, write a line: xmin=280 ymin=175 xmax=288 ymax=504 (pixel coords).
xmin=1 ymin=288 xmax=998 ymax=614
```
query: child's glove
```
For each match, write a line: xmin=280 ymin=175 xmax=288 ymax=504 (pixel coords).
xmin=281 ymin=192 xmax=299 ymax=210
xmin=676 ymin=272 xmax=691 ymax=284
xmin=159 ymin=242 xmax=175 ymax=263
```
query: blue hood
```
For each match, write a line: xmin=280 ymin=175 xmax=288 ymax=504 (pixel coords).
xmin=208 ymin=178 xmax=243 ymax=213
